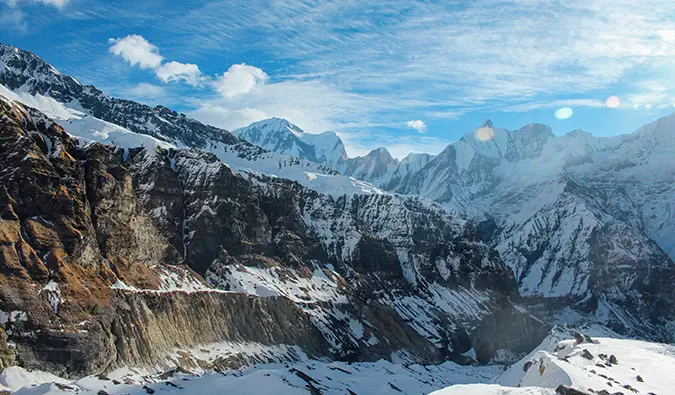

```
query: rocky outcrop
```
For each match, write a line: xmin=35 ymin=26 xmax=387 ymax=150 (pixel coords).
xmin=0 ymin=326 xmax=14 ymax=370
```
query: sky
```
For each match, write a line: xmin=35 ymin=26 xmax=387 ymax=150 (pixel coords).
xmin=1 ymin=0 xmax=675 ymax=158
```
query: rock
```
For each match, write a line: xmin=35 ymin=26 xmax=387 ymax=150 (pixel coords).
xmin=574 ymin=332 xmax=593 ymax=345
xmin=609 ymin=355 xmax=619 ymax=364
xmin=636 ymin=375 xmax=644 ymax=382
xmin=523 ymin=361 xmax=533 ymax=372
xmin=97 ymin=391 xmax=110 ymax=395
xmin=143 ymin=386 xmax=155 ymax=394
xmin=581 ymin=349 xmax=595 ymax=360
xmin=556 ymin=385 xmax=593 ymax=395
xmin=0 ymin=326 xmax=15 ymax=370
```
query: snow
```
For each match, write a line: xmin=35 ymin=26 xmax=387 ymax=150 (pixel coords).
xmin=435 ymin=328 xmax=675 ymax=395
xmin=11 ymin=329 xmax=674 ymax=395
xmin=38 ymin=281 xmax=62 ymax=314
xmin=0 ymin=367 xmax=69 ymax=393
xmin=0 ymin=310 xmax=27 ymax=325
xmin=8 ymin=359 xmax=502 ymax=395
xmin=206 ymin=263 xmax=348 ymax=304
xmin=431 ymin=384 xmax=554 ymax=395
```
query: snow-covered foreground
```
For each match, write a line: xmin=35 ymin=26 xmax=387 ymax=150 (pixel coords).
xmin=434 ymin=329 xmax=675 ymax=395
xmin=3 ymin=330 xmax=674 ymax=395
xmin=1 ymin=359 xmax=502 ymax=395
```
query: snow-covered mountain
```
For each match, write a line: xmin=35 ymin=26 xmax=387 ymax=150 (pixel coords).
xmin=4 ymin=325 xmax=674 ymax=394
xmin=233 ymin=118 xmax=435 ymax=187
xmin=233 ymin=118 xmax=349 ymax=169
xmin=392 ymin=119 xmax=675 ymax=339
xmin=237 ymin=112 xmax=675 ymax=340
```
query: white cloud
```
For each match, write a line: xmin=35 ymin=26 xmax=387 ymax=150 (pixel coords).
xmin=5 ymin=0 xmax=68 ymax=7
xmin=108 ymin=35 xmax=164 ymax=70
xmin=35 ymin=0 xmax=68 ymax=7
xmin=213 ymin=64 xmax=269 ymax=98
xmin=406 ymin=120 xmax=427 ymax=133
xmin=125 ymin=82 xmax=165 ymax=99
xmin=156 ymin=61 xmax=202 ymax=86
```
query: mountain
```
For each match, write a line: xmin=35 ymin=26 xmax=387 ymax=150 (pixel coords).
xmin=233 ymin=118 xmax=349 ymax=169
xmin=233 ymin=118 xmax=435 ymax=187
xmin=0 ymin=77 xmax=550 ymax=380
xmin=0 ymin=42 xmax=674 ymax=393
xmin=394 ymin=120 xmax=675 ymax=337
xmin=238 ymin=112 xmax=675 ymax=340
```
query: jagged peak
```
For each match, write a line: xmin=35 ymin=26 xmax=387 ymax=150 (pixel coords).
xmin=517 ymin=123 xmax=555 ymax=138
xmin=479 ymin=119 xmax=494 ymax=128
xmin=373 ymin=146 xmax=391 ymax=155
xmin=565 ymin=129 xmax=592 ymax=138
xmin=238 ymin=117 xmax=304 ymax=135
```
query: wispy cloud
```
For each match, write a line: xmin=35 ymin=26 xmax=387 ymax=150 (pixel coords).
xmin=5 ymin=0 xmax=69 ymax=8
xmin=144 ymin=0 xmax=675 ymax=136
xmin=2 ymin=0 xmax=69 ymax=30
xmin=41 ymin=0 xmax=675 ymax=156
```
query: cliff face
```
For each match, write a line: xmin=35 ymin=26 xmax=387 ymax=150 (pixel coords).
xmin=0 ymin=97 xmax=546 ymax=378
xmin=0 ymin=98 xmax=327 ymax=378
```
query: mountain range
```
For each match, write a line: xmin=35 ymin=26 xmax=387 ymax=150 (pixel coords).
xmin=0 ymin=42 xmax=673 ymax=394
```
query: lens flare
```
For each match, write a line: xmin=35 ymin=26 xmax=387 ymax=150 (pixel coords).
xmin=475 ymin=126 xmax=494 ymax=142
xmin=554 ymin=107 xmax=573 ymax=120
xmin=606 ymin=96 xmax=620 ymax=108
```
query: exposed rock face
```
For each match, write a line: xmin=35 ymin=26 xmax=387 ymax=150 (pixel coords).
xmin=111 ymin=291 xmax=329 ymax=367
xmin=0 ymin=326 xmax=14 ymax=370
xmin=232 ymin=113 xmax=675 ymax=342
xmin=0 ymin=99 xmax=327 ymax=378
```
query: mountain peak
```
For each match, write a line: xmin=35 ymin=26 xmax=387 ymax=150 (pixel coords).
xmin=373 ymin=146 xmax=391 ymax=155
xmin=480 ymin=119 xmax=494 ymax=128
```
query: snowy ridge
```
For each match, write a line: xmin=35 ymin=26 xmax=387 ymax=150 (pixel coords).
xmin=0 ymin=84 xmax=385 ymax=198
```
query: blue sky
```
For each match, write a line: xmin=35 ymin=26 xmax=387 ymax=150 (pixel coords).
xmin=2 ymin=0 xmax=675 ymax=158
